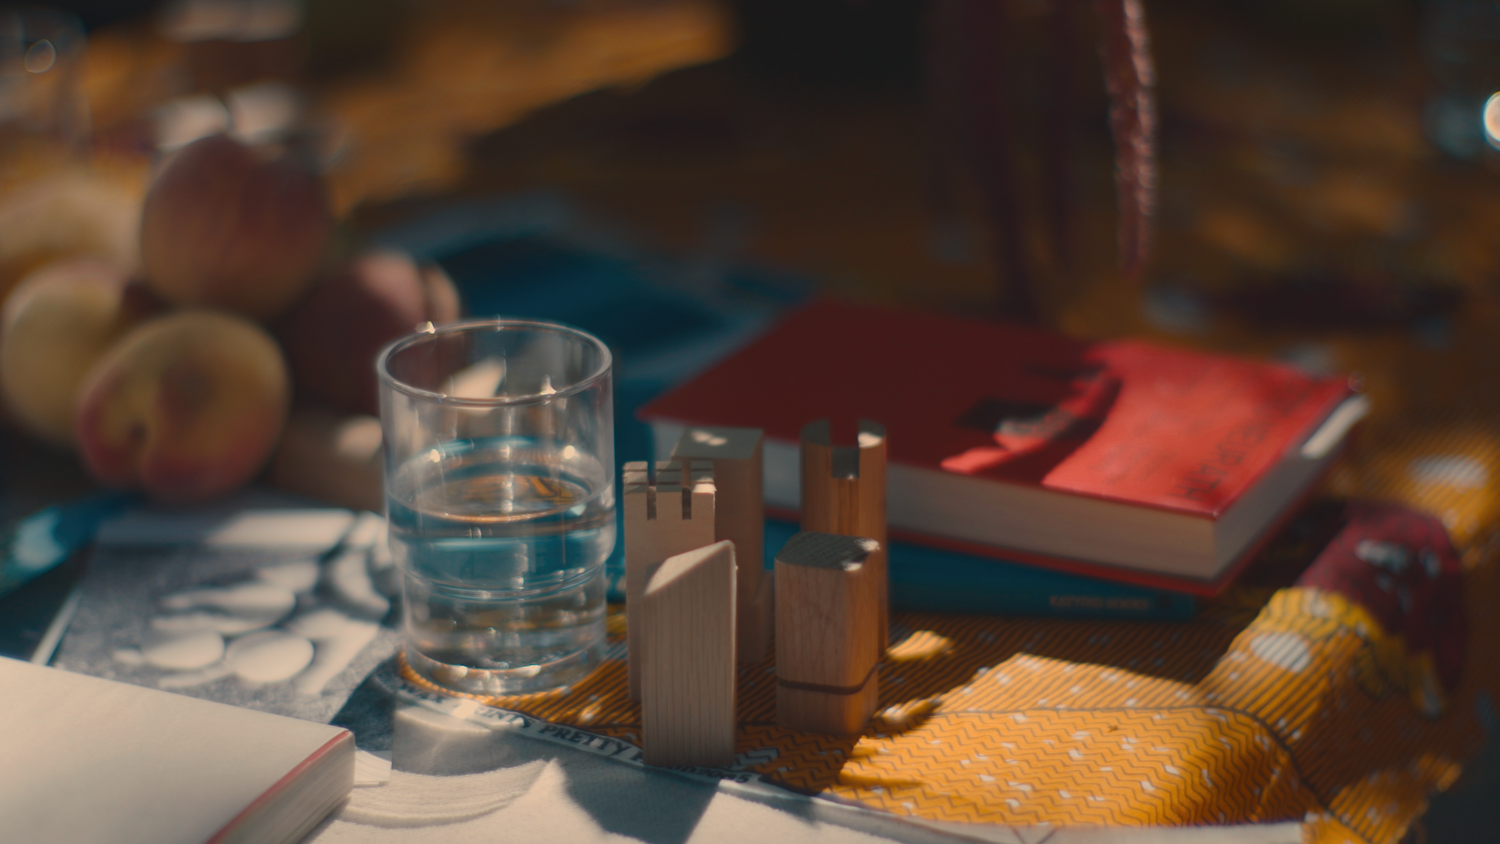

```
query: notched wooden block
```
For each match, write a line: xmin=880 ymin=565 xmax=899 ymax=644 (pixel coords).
xmin=625 ymin=464 xmax=716 ymax=700
xmin=671 ymin=426 xmax=771 ymax=663
xmin=775 ymin=531 xmax=881 ymax=737
xmin=641 ymin=540 xmax=737 ymax=768
xmin=800 ymin=419 xmax=888 ymax=646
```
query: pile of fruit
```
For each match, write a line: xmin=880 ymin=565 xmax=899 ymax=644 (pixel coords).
xmin=0 ymin=134 xmax=460 ymax=504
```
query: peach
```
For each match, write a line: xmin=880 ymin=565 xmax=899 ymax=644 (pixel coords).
xmin=75 ymin=310 xmax=291 ymax=502
xmin=0 ymin=171 xmax=141 ymax=307
xmin=0 ymin=260 xmax=158 ymax=446
xmin=140 ymin=134 xmax=333 ymax=321
xmin=266 ymin=407 xmax=385 ymax=512
xmin=276 ymin=251 xmax=462 ymax=415
xmin=420 ymin=261 xmax=462 ymax=326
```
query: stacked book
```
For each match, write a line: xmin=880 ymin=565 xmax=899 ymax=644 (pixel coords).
xmin=639 ymin=299 xmax=1367 ymax=620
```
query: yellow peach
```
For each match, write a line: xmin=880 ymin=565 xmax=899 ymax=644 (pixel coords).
xmin=75 ymin=310 xmax=290 ymax=502
xmin=0 ymin=260 xmax=152 ymax=446
xmin=0 ymin=171 xmax=141 ymax=308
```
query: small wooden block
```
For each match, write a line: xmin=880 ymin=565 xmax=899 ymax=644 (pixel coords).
xmin=625 ymin=462 xmax=716 ymax=700
xmin=800 ymin=419 xmax=889 ymax=646
xmin=745 ymin=566 xmax=775 ymax=663
xmin=671 ymin=427 xmax=772 ymax=662
xmin=775 ymin=531 xmax=881 ymax=737
xmin=641 ymin=539 xmax=737 ymax=768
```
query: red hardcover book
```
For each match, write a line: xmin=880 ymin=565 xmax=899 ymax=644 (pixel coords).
xmin=639 ymin=299 xmax=1366 ymax=596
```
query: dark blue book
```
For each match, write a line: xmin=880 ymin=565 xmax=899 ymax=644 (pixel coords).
xmin=761 ymin=518 xmax=1196 ymax=621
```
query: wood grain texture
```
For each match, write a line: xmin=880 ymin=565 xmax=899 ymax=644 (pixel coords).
xmin=640 ymin=539 xmax=737 ymax=768
xmin=670 ymin=426 xmax=772 ymax=662
xmin=624 ymin=459 xmax=716 ymax=700
xmin=799 ymin=419 xmax=889 ymax=646
xmin=774 ymin=531 xmax=881 ymax=736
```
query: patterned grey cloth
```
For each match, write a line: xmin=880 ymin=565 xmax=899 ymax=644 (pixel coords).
xmin=54 ymin=502 xmax=401 ymax=725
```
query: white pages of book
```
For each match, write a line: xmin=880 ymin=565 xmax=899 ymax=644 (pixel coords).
xmin=0 ymin=656 xmax=354 ymax=844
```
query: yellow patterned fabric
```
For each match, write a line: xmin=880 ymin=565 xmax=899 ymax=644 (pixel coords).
xmin=394 ymin=291 xmax=1500 ymax=844
xmin=395 ymin=291 xmax=1500 ymax=844
xmin=400 ymin=526 xmax=1496 ymax=844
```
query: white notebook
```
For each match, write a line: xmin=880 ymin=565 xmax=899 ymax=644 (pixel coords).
xmin=0 ymin=657 xmax=354 ymax=844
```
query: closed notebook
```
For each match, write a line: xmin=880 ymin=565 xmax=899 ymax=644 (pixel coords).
xmin=641 ymin=299 xmax=1364 ymax=596
xmin=0 ymin=656 xmax=353 ymax=844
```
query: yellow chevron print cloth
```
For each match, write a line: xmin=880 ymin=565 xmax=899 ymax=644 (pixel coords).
xmin=400 ymin=534 xmax=1496 ymax=844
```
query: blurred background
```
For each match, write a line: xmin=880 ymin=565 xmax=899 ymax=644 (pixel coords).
xmin=6 ymin=0 xmax=1500 ymax=501
xmin=8 ymin=0 xmax=1499 ymax=326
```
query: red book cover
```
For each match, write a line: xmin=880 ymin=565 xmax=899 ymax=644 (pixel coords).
xmin=639 ymin=299 xmax=1357 ymax=592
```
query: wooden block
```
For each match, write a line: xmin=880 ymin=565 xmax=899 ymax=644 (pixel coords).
xmin=625 ymin=462 xmax=716 ymax=700
xmin=745 ymin=565 xmax=775 ymax=663
xmin=800 ymin=419 xmax=889 ymax=646
xmin=641 ymin=539 xmax=738 ymax=768
xmin=670 ymin=426 xmax=771 ymax=662
xmin=774 ymin=531 xmax=881 ymax=736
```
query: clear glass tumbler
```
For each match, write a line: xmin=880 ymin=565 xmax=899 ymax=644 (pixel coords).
xmin=377 ymin=319 xmax=614 ymax=695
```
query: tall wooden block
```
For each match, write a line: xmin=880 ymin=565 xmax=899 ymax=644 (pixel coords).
xmin=800 ymin=419 xmax=889 ymax=646
xmin=641 ymin=540 xmax=738 ymax=768
xmin=624 ymin=460 xmax=716 ymax=700
xmin=670 ymin=426 xmax=772 ymax=662
xmin=775 ymin=531 xmax=881 ymax=736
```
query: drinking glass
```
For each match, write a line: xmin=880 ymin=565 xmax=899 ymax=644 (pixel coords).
xmin=377 ymin=319 xmax=614 ymax=695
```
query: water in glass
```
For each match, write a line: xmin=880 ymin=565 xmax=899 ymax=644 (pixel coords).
xmin=387 ymin=435 xmax=613 ymax=693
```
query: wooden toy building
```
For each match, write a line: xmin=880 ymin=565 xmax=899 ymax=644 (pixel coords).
xmin=626 ymin=422 xmax=889 ymax=766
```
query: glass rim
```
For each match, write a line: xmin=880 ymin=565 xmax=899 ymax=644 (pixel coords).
xmin=375 ymin=317 xmax=612 ymax=407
